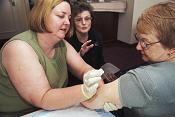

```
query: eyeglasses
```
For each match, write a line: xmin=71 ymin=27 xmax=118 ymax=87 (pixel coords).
xmin=74 ymin=16 xmax=92 ymax=23
xmin=135 ymin=33 xmax=161 ymax=49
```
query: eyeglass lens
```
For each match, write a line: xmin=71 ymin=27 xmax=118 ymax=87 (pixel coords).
xmin=135 ymin=33 xmax=160 ymax=49
xmin=74 ymin=17 xmax=92 ymax=22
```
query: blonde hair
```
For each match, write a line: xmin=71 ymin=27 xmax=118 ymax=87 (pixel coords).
xmin=137 ymin=1 xmax=175 ymax=48
xmin=29 ymin=0 xmax=72 ymax=38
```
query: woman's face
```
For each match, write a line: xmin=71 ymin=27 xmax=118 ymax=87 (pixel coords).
xmin=46 ymin=1 xmax=71 ymax=40
xmin=136 ymin=32 xmax=170 ymax=62
xmin=74 ymin=11 xmax=92 ymax=34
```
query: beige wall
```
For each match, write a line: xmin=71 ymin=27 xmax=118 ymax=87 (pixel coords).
xmin=117 ymin=0 xmax=168 ymax=44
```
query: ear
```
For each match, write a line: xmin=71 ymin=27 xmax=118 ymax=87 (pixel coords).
xmin=168 ymin=48 xmax=175 ymax=56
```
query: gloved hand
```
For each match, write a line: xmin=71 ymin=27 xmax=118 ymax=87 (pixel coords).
xmin=81 ymin=68 xmax=104 ymax=99
xmin=103 ymin=102 xmax=117 ymax=112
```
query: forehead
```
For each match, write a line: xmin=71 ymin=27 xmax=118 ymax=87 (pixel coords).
xmin=52 ymin=1 xmax=71 ymax=15
xmin=75 ymin=11 xmax=91 ymax=17
xmin=138 ymin=33 xmax=160 ymax=43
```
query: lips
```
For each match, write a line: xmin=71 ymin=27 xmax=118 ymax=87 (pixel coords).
xmin=60 ymin=28 xmax=67 ymax=33
xmin=81 ymin=27 xmax=88 ymax=29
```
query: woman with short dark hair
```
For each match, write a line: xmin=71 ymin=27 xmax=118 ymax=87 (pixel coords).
xmin=68 ymin=1 xmax=105 ymax=85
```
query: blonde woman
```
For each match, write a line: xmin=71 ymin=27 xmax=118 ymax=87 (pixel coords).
xmin=0 ymin=0 xmax=104 ymax=115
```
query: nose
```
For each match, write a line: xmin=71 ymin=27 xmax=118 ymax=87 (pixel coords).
xmin=64 ymin=16 xmax=70 ymax=25
xmin=82 ymin=19 xmax=86 ymax=25
xmin=136 ymin=42 xmax=142 ymax=51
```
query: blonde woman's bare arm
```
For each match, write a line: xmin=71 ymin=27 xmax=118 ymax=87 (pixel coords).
xmin=2 ymin=40 xmax=87 ymax=110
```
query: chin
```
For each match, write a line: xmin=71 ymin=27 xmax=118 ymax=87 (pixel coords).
xmin=142 ymin=57 xmax=155 ymax=63
xmin=142 ymin=56 xmax=149 ymax=62
xmin=80 ymin=30 xmax=88 ymax=34
xmin=81 ymin=28 xmax=90 ymax=33
xmin=56 ymin=34 xmax=65 ymax=40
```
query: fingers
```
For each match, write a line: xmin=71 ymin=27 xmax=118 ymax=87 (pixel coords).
xmin=84 ymin=77 xmax=101 ymax=86
xmin=82 ymin=40 xmax=92 ymax=47
xmin=104 ymin=103 xmax=117 ymax=112
xmin=84 ymin=69 xmax=104 ymax=79
xmin=82 ymin=69 xmax=104 ymax=99
xmin=104 ymin=103 xmax=110 ymax=112
xmin=81 ymin=41 xmax=93 ymax=51
xmin=84 ymin=69 xmax=104 ymax=86
xmin=84 ymin=83 xmax=99 ymax=93
xmin=80 ymin=40 xmax=94 ymax=56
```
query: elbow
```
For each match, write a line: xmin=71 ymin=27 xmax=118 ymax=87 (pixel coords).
xmin=30 ymin=89 xmax=56 ymax=111
xmin=31 ymin=96 xmax=56 ymax=111
xmin=29 ymin=97 xmax=53 ymax=111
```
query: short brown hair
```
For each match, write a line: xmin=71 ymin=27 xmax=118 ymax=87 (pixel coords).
xmin=137 ymin=1 xmax=175 ymax=48
xmin=71 ymin=0 xmax=93 ymax=18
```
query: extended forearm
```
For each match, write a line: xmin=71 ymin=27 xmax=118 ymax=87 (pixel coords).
xmin=39 ymin=85 xmax=86 ymax=110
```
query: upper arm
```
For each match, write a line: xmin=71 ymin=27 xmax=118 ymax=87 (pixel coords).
xmin=2 ymin=40 xmax=51 ymax=107
xmin=64 ymin=40 xmax=92 ymax=79
xmin=118 ymin=69 xmax=153 ymax=108
xmin=97 ymin=79 xmax=122 ymax=109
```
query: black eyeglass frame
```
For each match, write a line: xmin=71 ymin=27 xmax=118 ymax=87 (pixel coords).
xmin=74 ymin=16 xmax=92 ymax=23
xmin=134 ymin=33 xmax=161 ymax=49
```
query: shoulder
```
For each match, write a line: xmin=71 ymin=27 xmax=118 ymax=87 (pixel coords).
xmin=89 ymin=28 xmax=103 ymax=43
xmin=120 ymin=63 xmax=168 ymax=84
xmin=118 ymin=65 xmax=155 ymax=107
xmin=67 ymin=33 xmax=81 ymax=49
xmin=90 ymin=28 xmax=100 ymax=34
xmin=2 ymin=40 xmax=36 ymax=57
xmin=118 ymin=62 xmax=175 ymax=108
xmin=2 ymin=30 xmax=38 ymax=56
xmin=63 ymin=40 xmax=72 ymax=50
xmin=119 ymin=62 xmax=175 ymax=104
xmin=131 ymin=62 xmax=175 ymax=77
xmin=2 ymin=40 xmax=38 ymax=67
xmin=89 ymin=28 xmax=102 ymax=38
xmin=12 ymin=30 xmax=35 ymax=40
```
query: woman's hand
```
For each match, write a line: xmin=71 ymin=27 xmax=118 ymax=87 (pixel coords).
xmin=79 ymin=40 xmax=94 ymax=56
xmin=81 ymin=84 xmax=106 ymax=109
xmin=81 ymin=69 xmax=104 ymax=99
xmin=81 ymin=80 xmax=121 ymax=111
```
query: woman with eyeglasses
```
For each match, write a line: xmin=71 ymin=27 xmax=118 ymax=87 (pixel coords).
xmin=82 ymin=1 xmax=175 ymax=117
xmin=67 ymin=1 xmax=105 ymax=86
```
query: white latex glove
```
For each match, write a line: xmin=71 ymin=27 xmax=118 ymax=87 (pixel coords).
xmin=103 ymin=102 xmax=117 ymax=112
xmin=81 ymin=68 xmax=104 ymax=99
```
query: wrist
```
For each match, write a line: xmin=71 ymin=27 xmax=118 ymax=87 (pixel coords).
xmin=81 ymin=85 xmax=91 ymax=100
